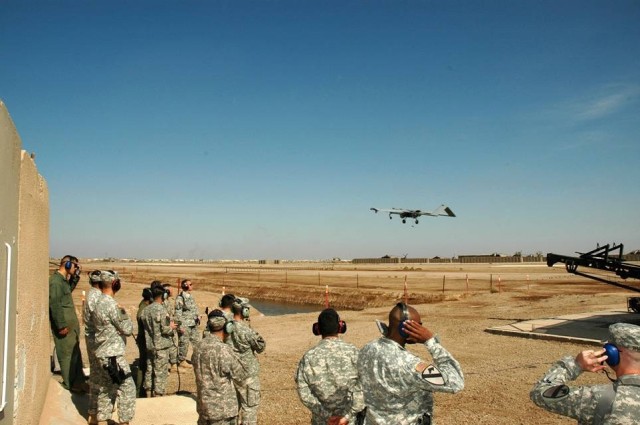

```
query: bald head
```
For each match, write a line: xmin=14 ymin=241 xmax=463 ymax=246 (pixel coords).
xmin=388 ymin=303 xmax=421 ymax=339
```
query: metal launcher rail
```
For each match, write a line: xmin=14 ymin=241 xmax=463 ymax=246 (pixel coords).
xmin=547 ymin=244 xmax=640 ymax=312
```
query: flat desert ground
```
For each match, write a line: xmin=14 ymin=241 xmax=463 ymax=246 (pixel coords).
xmin=66 ymin=260 xmax=640 ymax=424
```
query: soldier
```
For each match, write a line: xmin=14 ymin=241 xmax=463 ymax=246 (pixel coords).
xmin=162 ymin=283 xmax=179 ymax=370
xmin=49 ymin=255 xmax=88 ymax=393
xmin=142 ymin=286 xmax=178 ymax=397
xmin=175 ymin=279 xmax=200 ymax=368
xmin=92 ymin=270 xmax=136 ymax=425
xmin=296 ymin=308 xmax=364 ymax=425
xmin=84 ymin=270 xmax=104 ymax=424
xmin=530 ymin=322 xmax=640 ymax=423
xmin=226 ymin=298 xmax=266 ymax=425
xmin=135 ymin=286 xmax=152 ymax=397
xmin=193 ymin=309 xmax=249 ymax=425
xmin=357 ymin=303 xmax=464 ymax=425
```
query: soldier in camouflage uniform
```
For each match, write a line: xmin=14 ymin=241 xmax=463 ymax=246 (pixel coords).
xmin=162 ymin=283 xmax=179 ymax=369
xmin=530 ymin=322 xmax=640 ymax=424
xmin=84 ymin=270 xmax=104 ymax=424
xmin=358 ymin=303 xmax=464 ymax=425
xmin=226 ymin=298 xmax=266 ymax=425
xmin=193 ymin=309 xmax=249 ymax=425
xmin=295 ymin=308 xmax=364 ymax=425
xmin=142 ymin=286 xmax=177 ymax=396
xmin=92 ymin=270 xmax=136 ymax=425
xmin=175 ymin=279 xmax=200 ymax=367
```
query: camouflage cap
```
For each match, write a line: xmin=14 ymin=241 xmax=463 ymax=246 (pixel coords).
xmin=98 ymin=270 xmax=119 ymax=284
xmin=207 ymin=309 xmax=228 ymax=331
xmin=89 ymin=270 xmax=103 ymax=284
xmin=608 ymin=323 xmax=640 ymax=351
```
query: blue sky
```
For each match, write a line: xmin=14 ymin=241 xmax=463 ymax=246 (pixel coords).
xmin=1 ymin=1 xmax=639 ymax=260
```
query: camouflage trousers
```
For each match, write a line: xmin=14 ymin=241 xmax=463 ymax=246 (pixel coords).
xmin=144 ymin=347 xmax=170 ymax=395
xmin=197 ymin=417 xmax=236 ymax=425
xmin=178 ymin=325 xmax=200 ymax=362
xmin=85 ymin=335 xmax=100 ymax=416
xmin=95 ymin=355 xmax=136 ymax=423
xmin=236 ymin=375 xmax=261 ymax=425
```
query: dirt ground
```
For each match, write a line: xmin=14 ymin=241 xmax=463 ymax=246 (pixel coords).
xmin=67 ymin=261 xmax=640 ymax=424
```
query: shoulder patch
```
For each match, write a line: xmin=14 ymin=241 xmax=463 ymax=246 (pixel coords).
xmin=420 ymin=364 xmax=445 ymax=385
xmin=542 ymin=385 xmax=570 ymax=399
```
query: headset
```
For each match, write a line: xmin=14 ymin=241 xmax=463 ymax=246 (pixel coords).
xmin=207 ymin=310 xmax=234 ymax=334
xmin=141 ymin=287 xmax=153 ymax=301
xmin=312 ymin=320 xmax=347 ymax=336
xmin=603 ymin=342 xmax=620 ymax=367
xmin=106 ymin=270 xmax=121 ymax=294
xmin=181 ymin=280 xmax=191 ymax=291
xmin=232 ymin=298 xmax=251 ymax=320
xmin=397 ymin=302 xmax=410 ymax=338
xmin=62 ymin=255 xmax=78 ymax=271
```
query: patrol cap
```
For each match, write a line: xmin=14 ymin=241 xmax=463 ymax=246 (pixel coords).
xmin=99 ymin=270 xmax=119 ymax=283
xmin=207 ymin=310 xmax=227 ymax=331
xmin=608 ymin=323 xmax=640 ymax=351
xmin=89 ymin=270 xmax=102 ymax=285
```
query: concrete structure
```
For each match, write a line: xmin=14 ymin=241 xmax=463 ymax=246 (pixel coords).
xmin=1 ymin=100 xmax=50 ymax=425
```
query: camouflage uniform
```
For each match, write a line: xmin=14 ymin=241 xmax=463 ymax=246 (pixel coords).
xmin=49 ymin=271 xmax=86 ymax=390
xmin=530 ymin=323 xmax=640 ymax=424
xmin=83 ymin=286 xmax=102 ymax=417
xmin=93 ymin=294 xmax=136 ymax=423
xmin=296 ymin=337 xmax=364 ymax=425
xmin=226 ymin=321 xmax=266 ymax=425
xmin=358 ymin=336 xmax=464 ymax=425
xmin=142 ymin=302 xmax=175 ymax=395
xmin=163 ymin=295 xmax=178 ymax=365
xmin=175 ymin=291 xmax=200 ymax=362
xmin=192 ymin=334 xmax=249 ymax=424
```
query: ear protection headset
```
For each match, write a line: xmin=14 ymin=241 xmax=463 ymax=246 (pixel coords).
xmin=207 ymin=310 xmax=234 ymax=334
xmin=603 ymin=342 xmax=620 ymax=366
xmin=312 ymin=320 xmax=347 ymax=336
xmin=397 ymin=302 xmax=410 ymax=338
xmin=232 ymin=298 xmax=251 ymax=319
xmin=106 ymin=270 xmax=121 ymax=294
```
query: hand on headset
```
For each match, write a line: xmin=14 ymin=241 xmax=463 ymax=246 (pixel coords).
xmin=576 ymin=348 xmax=609 ymax=373
xmin=402 ymin=320 xmax=435 ymax=344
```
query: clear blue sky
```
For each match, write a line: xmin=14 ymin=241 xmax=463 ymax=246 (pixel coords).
xmin=2 ymin=1 xmax=639 ymax=260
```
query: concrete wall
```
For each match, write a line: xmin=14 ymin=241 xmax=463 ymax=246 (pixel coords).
xmin=0 ymin=101 xmax=50 ymax=425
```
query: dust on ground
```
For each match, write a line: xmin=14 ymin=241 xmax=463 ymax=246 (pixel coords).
xmin=62 ymin=261 xmax=640 ymax=425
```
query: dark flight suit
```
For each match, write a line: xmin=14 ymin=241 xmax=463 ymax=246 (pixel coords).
xmin=49 ymin=271 xmax=86 ymax=390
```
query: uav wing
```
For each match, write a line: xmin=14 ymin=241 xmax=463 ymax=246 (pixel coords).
xmin=418 ymin=205 xmax=456 ymax=217
xmin=370 ymin=208 xmax=405 ymax=215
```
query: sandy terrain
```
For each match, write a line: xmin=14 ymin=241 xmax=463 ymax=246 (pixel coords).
xmin=61 ymin=261 xmax=640 ymax=424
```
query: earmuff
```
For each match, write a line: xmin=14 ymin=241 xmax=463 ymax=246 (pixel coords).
xmin=312 ymin=320 xmax=347 ymax=336
xmin=398 ymin=302 xmax=410 ymax=338
xmin=603 ymin=343 xmax=620 ymax=366
xmin=107 ymin=270 xmax=121 ymax=294
xmin=64 ymin=261 xmax=73 ymax=270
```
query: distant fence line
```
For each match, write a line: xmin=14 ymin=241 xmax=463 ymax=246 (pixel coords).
xmin=352 ymin=255 xmax=545 ymax=264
